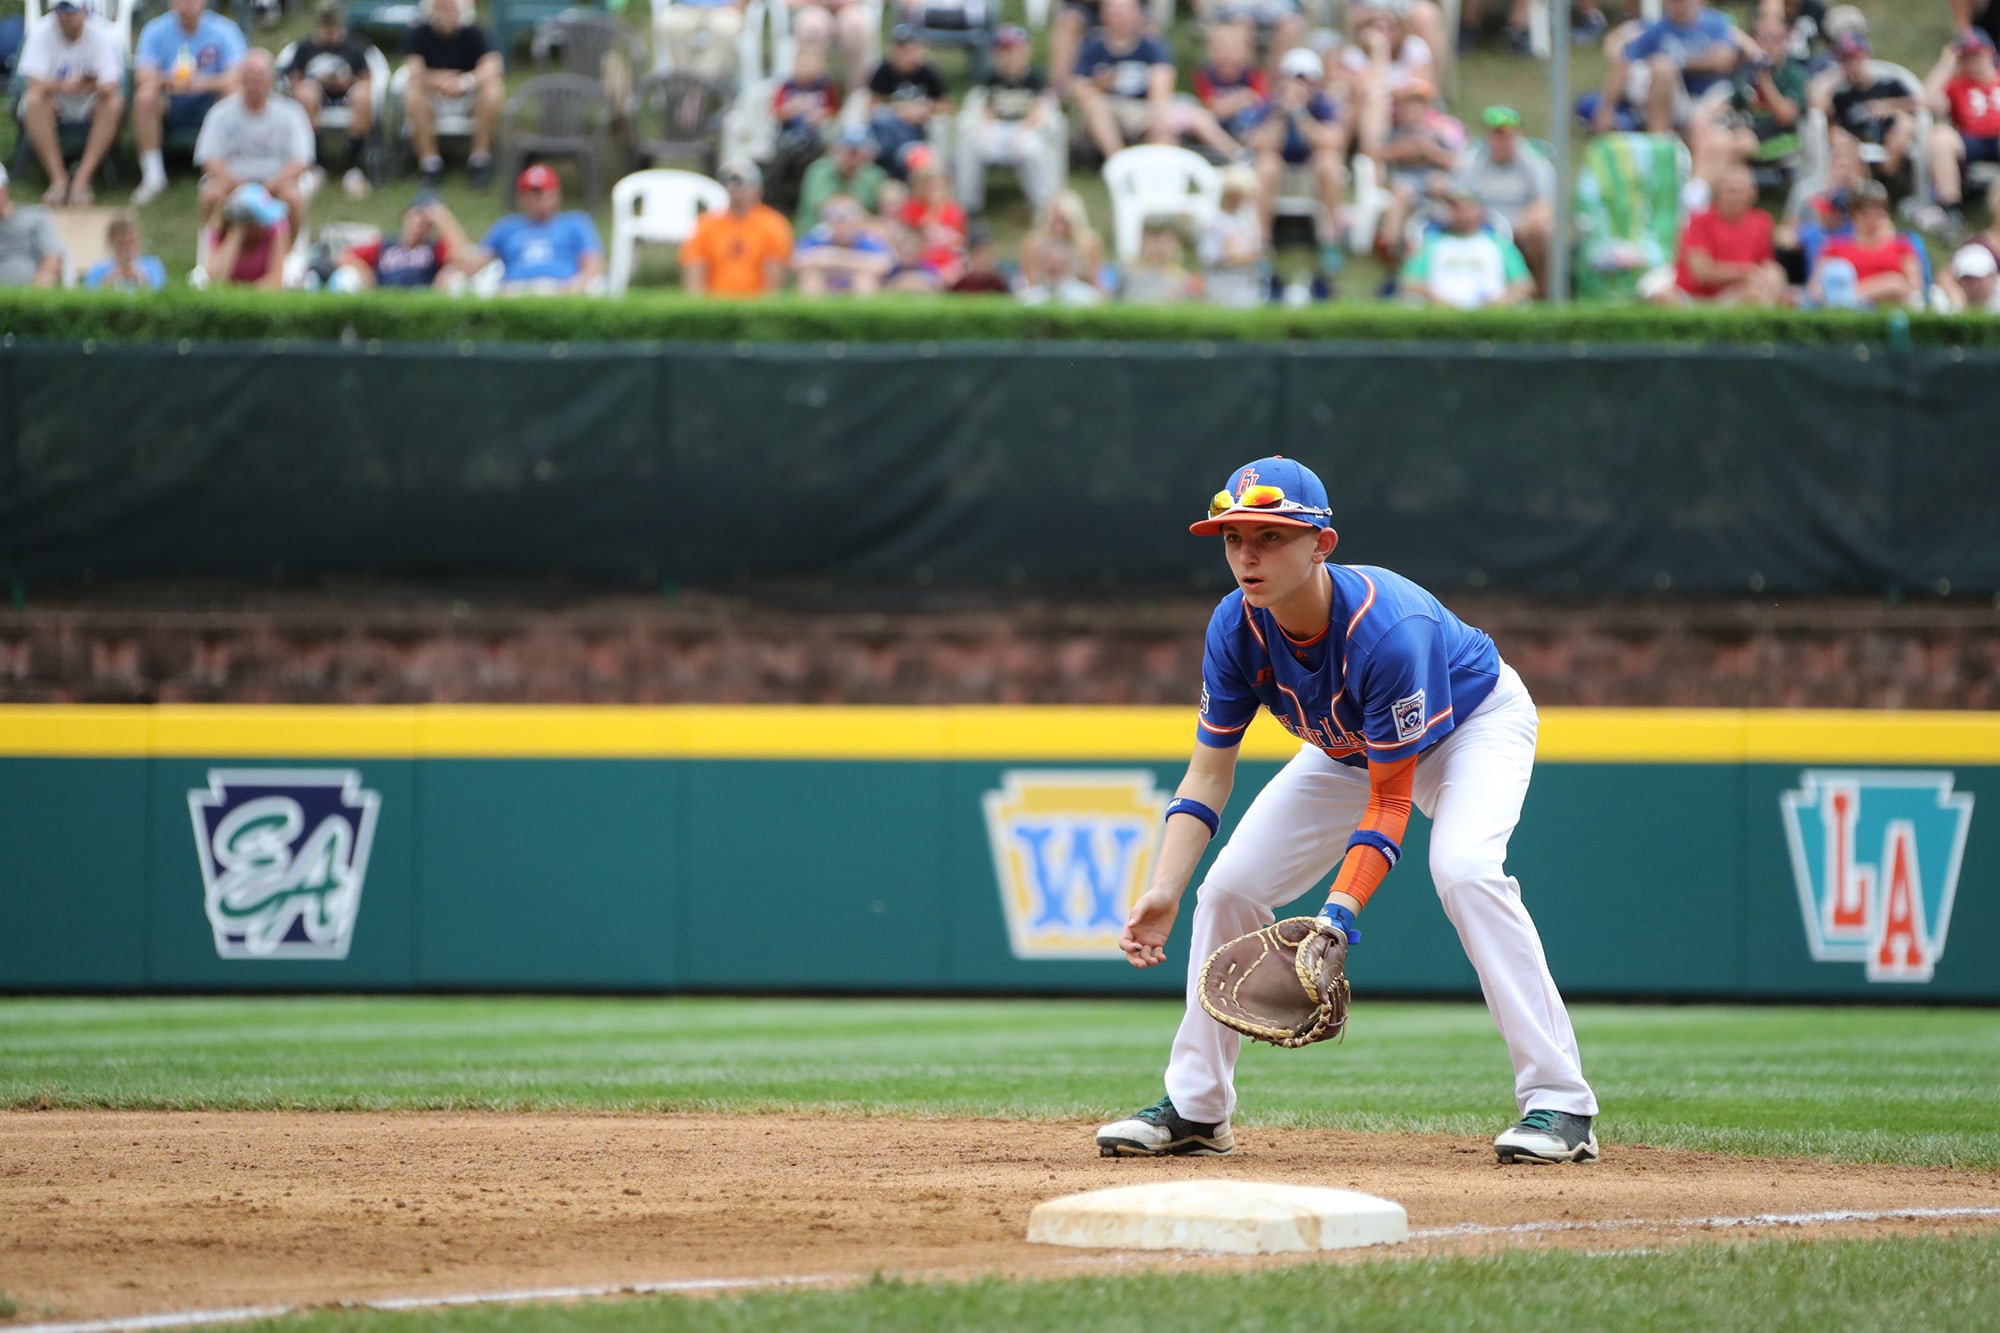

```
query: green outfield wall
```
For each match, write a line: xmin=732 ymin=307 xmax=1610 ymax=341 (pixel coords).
xmin=1 ymin=706 xmax=1995 ymax=1000
xmin=4 ymin=341 xmax=1998 ymax=598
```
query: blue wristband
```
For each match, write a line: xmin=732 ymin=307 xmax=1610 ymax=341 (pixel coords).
xmin=1346 ymin=829 xmax=1402 ymax=869
xmin=1163 ymin=797 xmax=1220 ymax=838
xmin=1318 ymin=902 xmax=1361 ymax=945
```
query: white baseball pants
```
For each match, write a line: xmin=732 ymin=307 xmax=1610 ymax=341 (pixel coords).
xmin=1162 ymin=663 xmax=1598 ymax=1124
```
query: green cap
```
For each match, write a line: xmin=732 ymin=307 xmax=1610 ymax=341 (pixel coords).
xmin=1482 ymin=105 xmax=1523 ymax=130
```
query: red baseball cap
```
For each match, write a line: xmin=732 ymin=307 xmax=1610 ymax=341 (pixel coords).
xmin=517 ymin=164 xmax=560 ymax=193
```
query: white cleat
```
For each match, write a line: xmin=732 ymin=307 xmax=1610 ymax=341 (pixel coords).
xmin=1096 ymin=1095 xmax=1234 ymax=1157
xmin=1494 ymin=1109 xmax=1600 ymax=1164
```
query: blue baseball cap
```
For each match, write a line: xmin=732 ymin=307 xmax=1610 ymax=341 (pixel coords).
xmin=224 ymin=182 xmax=288 ymax=229
xmin=1190 ymin=456 xmax=1335 ymax=535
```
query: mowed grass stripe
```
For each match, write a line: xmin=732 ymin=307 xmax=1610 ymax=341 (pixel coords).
xmin=178 ymin=1233 xmax=2000 ymax=1333
xmin=3 ymin=998 xmax=1998 ymax=1166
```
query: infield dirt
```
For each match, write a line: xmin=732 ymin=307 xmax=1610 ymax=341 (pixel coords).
xmin=5 ymin=1111 xmax=1999 ymax=1323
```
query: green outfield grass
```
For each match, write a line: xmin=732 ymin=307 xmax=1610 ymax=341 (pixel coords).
xmin=4 ymin=996 xmax=1998 ymax=1167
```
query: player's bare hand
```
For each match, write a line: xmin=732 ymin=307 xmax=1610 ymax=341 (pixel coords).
xmin=1118 ymin=889 xmax=1181 ymax=969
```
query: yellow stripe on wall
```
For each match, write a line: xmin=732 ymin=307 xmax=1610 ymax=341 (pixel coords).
xmin=2 ymin=705 xmax=1999 ymax=764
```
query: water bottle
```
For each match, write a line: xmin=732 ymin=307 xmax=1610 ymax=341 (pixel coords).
xmin=1819 ymin=257 xmax=1860 ymax=310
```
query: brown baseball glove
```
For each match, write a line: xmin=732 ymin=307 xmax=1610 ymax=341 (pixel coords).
xmin=1197 ymin=916 xmax=1350 ymax=1049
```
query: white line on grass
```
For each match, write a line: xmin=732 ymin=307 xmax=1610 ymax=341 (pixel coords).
xmin=13 ymin=1275 xmax=835 ymax=1333
xmin=1410 ymin=1204 xmax=2000 ymax=1241
xmin=15 ymin=1206 xmax=2000 ymax=1333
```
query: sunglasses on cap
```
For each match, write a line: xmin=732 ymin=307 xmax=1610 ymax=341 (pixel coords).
xmin=1208 ymin=484 xmax=1333 ymax=520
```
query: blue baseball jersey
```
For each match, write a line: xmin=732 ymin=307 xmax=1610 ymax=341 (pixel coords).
xmin=1196 ymin=564 xmax=1501 ymax=768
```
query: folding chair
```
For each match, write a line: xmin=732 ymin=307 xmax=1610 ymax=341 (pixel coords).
xmin=1572 ymin=131 xmax=1690 ymax=302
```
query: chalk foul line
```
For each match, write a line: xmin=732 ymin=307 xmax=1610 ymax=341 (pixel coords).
xmin=1409 ymin=1204 xmax=2000 ymax=1241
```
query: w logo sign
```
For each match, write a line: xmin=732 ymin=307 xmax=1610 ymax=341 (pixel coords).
xmin=1780 ymin=771 xmax=1974 ymax=983
xmin=984 ymin=771 xmax=1168 ymax=959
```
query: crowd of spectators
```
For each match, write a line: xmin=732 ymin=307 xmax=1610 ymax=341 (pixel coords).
xmin=1 ymin=0 xmax=1998 ymax=309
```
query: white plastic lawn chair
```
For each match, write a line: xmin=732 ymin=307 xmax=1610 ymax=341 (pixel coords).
xmin=606 ymin=167 xmax=730 ymax=295
xmin=1101 ymin=144 xmax=1221 ymax=264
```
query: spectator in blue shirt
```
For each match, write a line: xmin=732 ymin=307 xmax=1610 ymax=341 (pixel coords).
xmin=470 ymin=164 xmax=605 ymax=294
xmin=1592 ymin=0 xmax=1752 ymax=136
xmin=81 ymin=212 xmax=167 ymax=291
xmin=131 ymin=0 xmax=247 ymax=205
xmin=1072 ymin=0 xmax=1240 ymax=162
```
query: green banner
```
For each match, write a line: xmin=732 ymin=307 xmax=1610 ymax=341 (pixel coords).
xmin=4 ymin=342 xmax=1997 ymax=597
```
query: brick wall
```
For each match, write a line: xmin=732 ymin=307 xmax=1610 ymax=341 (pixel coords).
xmin=1 ymin=589 xmax=1995 ymax=709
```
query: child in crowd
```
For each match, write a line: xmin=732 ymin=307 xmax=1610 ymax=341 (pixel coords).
xmin=1198 ymin=163 xmax=1269 ymax=307
xmin=794 ymin=193 xmax=895 ymax=294
xmin=82 ymin=213 xmax=167 ymax=292
xmin=770 ymin=41 xmax=845 ymax=201
xmin=948 ymin=223 xmax=1013 ymax=293
xmin=1775 ymin=132 xmax=1863 ymax=285
xmin=1019 ymin=189 xmax=1107 ymax=297
xmin=204 ymin=182 xmax=290 ymax=289
xmin=886 ymin=225 xmax=939 ymax=290
xmin=1017 ymin=236 xmax=1104 ymax=305
xmin=897 ymin=157 xmax=968 ymax=285
xmin=1194 ymin=23 xmax=1271 ymax=144
xmin=774 ymin=42 xmax=842 ymax=144
xmin=1120 ymin=219 xmax=1196 ymax=304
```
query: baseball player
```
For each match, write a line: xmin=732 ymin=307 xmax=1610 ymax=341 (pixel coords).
xmin=1095 ymin=456 xmax=1600 ymax=1164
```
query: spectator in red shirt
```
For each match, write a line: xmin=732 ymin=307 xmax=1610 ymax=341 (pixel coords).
xmin=948 ymin=223 xmax=1011 ymax=294
xmin=1811 ymin=179 xmax=1923 ymax=308
xmin=895 ymin=153 xmax=967 ymax=285
xmin=774 ymin=41 xmax=841 ymax=138
xmin=205 ymin=181 xmax=288 ymax=289
xmin=1926 ymin=30 xmax=2000 ymax=233
xmin=1193 ymin=23 xmax=1268 ymax=144
xmin=1662 ymin=164 xmax=1785 ymax=304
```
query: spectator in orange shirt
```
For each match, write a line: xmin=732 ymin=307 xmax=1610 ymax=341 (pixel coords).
xmin=679 ymin=159 xmax=795 ymax=295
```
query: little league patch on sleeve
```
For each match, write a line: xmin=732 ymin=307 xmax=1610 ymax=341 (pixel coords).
xmin=1392 ymin=690 xmax=1427 ymax=743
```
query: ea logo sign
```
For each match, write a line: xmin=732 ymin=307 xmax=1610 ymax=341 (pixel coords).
xmin=1779 ymin=770 xmax=1973 ymax=983
xmin=188 ymin=769 xmax=381 ymax=961
xmin=984 ymin=770 xmax=1169 ymax=960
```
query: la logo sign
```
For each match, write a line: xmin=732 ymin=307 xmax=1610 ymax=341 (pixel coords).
xmin=1780 ymin=771 xmax=1974 ymax=983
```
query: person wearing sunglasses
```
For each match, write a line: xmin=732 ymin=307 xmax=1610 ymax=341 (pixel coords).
xmin=1096 ymin=455 xmax=1600 ymax=1166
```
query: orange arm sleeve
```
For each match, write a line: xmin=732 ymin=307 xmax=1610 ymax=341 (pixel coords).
xmin=1328 ymin=754 xmax=1416 ymax=909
